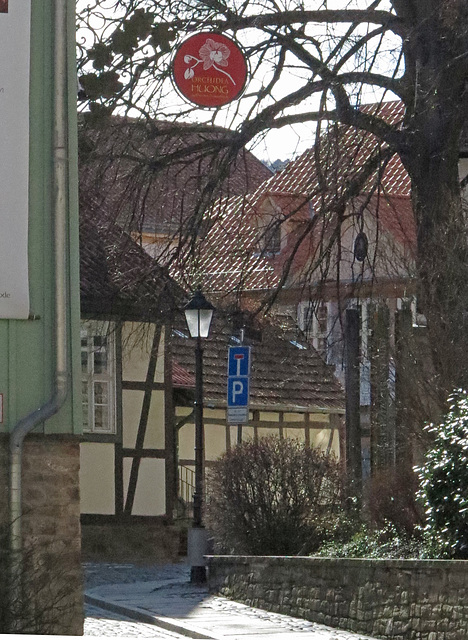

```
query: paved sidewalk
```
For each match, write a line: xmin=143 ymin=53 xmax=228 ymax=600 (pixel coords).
xmin=84 ymin=563 xmax=378 ymax=640
xmin=85 ymin=602 xmax=188 ymax=638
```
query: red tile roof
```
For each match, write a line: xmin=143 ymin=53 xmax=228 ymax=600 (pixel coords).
xmin=174 ymin=195 xmax=281 ymax=293
xmin=79 ymin=117 xmax=273 ymax=236
xmin=187 ymin=101 xmax=415 ymax=294
xmin=260 ymin=101 xmax=409 ymax=204
xmin=171 ymin=314 xmax=344 ymax=412
xmin=79 ymin=212 xmax=343 ymax=410
xmin=80 ymin=209 xmax=183 ymax=320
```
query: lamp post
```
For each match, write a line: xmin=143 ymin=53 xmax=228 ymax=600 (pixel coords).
xmin=183 ymin=289 xmax=214 ymax=584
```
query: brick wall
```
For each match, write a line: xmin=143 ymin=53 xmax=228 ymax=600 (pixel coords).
xmin=0 ymin=435 xmax=83 ymax=635
xmin=208 ymin=555 xmax=468 ymax=640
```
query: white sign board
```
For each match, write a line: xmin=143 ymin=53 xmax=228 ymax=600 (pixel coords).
xmin=227 ymin=405 xmax=249 ymax=424
xmin=0 ymin=1 xmax=31 ymax=318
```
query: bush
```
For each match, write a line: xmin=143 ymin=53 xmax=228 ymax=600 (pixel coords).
xmin=206 ymin=436 xmax=343 ymax=555
xmin=417 ymin=390 xmax=468 ymax=558
xmin=317 ymin=521 xmax=427 ymax=559
xmin=366 ymin=467 xmax=422 ymax=535
xmin=0 ymin=524 xmax=81 ymax=634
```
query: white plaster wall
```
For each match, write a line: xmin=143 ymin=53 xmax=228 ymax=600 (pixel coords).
xmin=121 ymin=322 xmax=165 ymax=383
xmin=205 ymin=423 xmax=228 ymax=460
xmin=229 ymin=425 xmax=255 ymax=444
xmin=256 ymin=427 xmax=282 ymax=439
xmin=122 ymin=389 xmax=140 ymax=449
xmin=310 ymin=428 xmax=340 ymax=456
xmin=122 ymin=389 xmax=165 ymax=449
xmin=144 ymin=390 xmax=165 ymax=448
xmin=259 ymin=411 xmax=279 ymax=422
xmin=284 ymin=412 xmax=306 ymax=422
xmin=123 ymin=458 xmax=166 ymax=516
xmin=178 ymin=407 xmax=340 ymax=462
xmin=283 ymin=428 xmax=306 ymax=442
xmin=179 ymin=422 xmax=196 ymax=460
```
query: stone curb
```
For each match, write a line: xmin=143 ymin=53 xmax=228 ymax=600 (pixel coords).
xmin=85 ymin=593 xmax=215 ymax=640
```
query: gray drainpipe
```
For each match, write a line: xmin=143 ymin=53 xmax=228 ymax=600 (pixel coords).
xmin=9 ymin=0 xmax=69 ymax=602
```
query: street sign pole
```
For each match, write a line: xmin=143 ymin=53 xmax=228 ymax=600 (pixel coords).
xmin=238 ymin=329 xmax=244 ymax=444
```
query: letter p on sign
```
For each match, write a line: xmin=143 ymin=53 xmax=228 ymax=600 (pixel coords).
xmin=228 ymin=377 xmax=249 ymax=406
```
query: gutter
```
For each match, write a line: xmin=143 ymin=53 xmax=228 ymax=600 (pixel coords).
xmin=9 ymin=0 xmax=69 ymax=607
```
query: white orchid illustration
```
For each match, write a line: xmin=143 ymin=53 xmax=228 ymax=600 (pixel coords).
xmin=199 ymin=39 xmax=230 ymax=69
xmin=183 ymin=38 xmax=236 ymax=85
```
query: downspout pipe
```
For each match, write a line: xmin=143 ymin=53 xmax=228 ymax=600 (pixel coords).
xmin=9 ymin=0 xmax=69 ymax=588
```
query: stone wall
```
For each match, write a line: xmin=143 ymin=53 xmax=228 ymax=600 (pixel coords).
xmin=208 ymin=555 xmax=468 ymax=640
xmin=82 ymin=518 xmax=182 ymax=562
xmin=0 ymin=435 xmax=83 ymax=635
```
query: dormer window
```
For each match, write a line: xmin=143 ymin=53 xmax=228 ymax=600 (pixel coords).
xmin=261 ymin=219 xmax=282 ymax=255
xmin=255 ymin=196 xmax=285 ymax=256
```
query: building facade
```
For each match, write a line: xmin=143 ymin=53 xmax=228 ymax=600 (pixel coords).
xmin=0 ymin=1 xmax=82 ymax=634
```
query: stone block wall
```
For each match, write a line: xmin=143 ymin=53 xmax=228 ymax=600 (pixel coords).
xmin=208 ymin=555 xmax=468 ymax=640
xmin=0 ymin=435 xmax=83 ymax=635
xmin=82 ymin=519 xmax=181 ymax=563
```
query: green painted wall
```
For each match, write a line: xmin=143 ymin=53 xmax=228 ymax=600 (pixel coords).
xmin=0 ymin=0 xmax=81 ymax=435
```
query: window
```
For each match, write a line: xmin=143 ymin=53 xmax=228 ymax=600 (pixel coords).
xmin=256 ymin=197 xmax=284 ymax=256
xmin=298 ymin=301 xmax=328 ymax=358
xmin=315 ymin=304 xmax=328 ymax=357
xmin=81 ymin=322 xmax=116 ymax=434
xmin=261 ymin=221 xmax=282 ymax=255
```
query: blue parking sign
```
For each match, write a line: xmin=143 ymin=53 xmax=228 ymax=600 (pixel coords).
xmin=227 ymin=346 xmax=251 ymax=424
xmin=227 ymin=376 xmax=249 ymax=407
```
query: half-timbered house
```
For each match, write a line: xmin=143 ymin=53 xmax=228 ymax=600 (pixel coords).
xmin=79 ymin=210 xmax=183 ymax=557
xmin=78 ymin=210 xmax=344 ymax=557
xmin=172 ymin=313 xmax=345 ymax=519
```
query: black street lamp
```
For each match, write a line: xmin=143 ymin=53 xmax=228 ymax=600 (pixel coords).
xmin=183 ymin=289 xmax=214 ymax=584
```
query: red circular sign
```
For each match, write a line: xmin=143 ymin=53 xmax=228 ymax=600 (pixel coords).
xmin=172 ymin=32 xmax=248 ymax=108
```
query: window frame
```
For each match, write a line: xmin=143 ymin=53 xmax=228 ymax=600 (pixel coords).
xmin=81 ymin=321 xmax=117 ymax=436
xmin=297 ymin=301 xmax=329 ymax=360
xmin=255 ymin=197 xmax=285 ymax=257
xmin=261 ymin=219 xmax=282 ymax=256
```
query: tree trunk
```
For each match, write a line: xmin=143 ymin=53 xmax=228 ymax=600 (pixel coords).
xmin=408 ymin=149 xmax=468 ymax=394
xmin=398 ymin=10 xmax=468 ymax=393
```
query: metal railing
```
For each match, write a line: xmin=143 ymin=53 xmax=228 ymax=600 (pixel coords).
xmin=177 ymin=464 xmax=195 ymax=520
